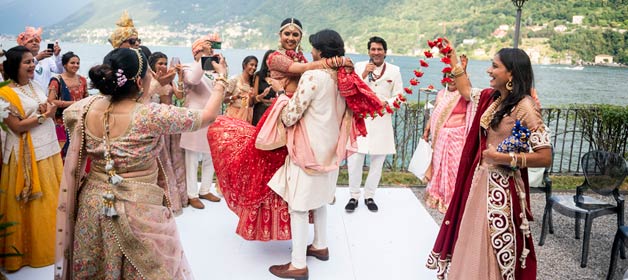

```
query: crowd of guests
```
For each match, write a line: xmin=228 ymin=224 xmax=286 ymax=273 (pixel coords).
xmin=0 ymin=10 xmax=551 ymax=280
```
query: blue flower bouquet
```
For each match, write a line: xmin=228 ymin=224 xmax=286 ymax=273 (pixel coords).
xmin=496 ymin=120 xmax=531 ymax=153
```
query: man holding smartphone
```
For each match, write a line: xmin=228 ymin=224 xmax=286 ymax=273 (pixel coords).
xmin=179 ymin=33 xmax=225 ymax=209
xmin=16 ymin=26 xmax=63 ymax=91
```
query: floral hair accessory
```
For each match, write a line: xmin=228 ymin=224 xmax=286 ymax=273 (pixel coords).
xmin=115 ymin=69 xmax=128 ymax=87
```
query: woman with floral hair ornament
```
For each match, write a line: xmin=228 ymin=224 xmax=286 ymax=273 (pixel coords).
xmin=54 ymin=47 xmax=227 ymax=279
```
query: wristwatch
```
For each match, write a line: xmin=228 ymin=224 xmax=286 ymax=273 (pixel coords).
xmin=37 ymin=114 xmax=46 ymax=124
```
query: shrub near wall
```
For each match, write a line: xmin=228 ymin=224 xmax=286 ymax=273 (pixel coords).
xmin=572 ymin=104 xmax=628 ymax=157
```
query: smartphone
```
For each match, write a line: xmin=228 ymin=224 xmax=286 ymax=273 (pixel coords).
xmin=47 ymin=43 xmax=54 ymax=52
xmin=211 ymin=41 xmax=222 ymax=50
xmin=201 ymin=56 xmax=220 ymax=71
xmin=170 ymin=57 xmax=180 ymax=66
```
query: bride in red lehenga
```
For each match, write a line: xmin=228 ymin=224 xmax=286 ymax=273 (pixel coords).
xmin=209 ymin=19 xmax=385 ymax=244
xmin=207 ymin=18 xmax=355 ymax=241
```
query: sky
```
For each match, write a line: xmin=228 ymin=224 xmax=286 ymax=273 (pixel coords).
xmin=0 ymin=0 xmax=90 ymax=34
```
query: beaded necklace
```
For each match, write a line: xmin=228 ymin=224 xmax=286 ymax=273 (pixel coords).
xmin=369 ymin=63 xmax=387 ymax=82
xmin=14 ymin=80 xmax=42 ymax=103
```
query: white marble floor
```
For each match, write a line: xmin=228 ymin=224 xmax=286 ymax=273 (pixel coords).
xmin=6 ymin=187 xmax=439 ymax=280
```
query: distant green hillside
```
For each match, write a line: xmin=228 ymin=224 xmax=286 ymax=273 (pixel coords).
xmin=47 ymin=0 xmax=628 ymax=63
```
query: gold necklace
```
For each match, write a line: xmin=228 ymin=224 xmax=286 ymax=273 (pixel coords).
xmin=14 ymin=81 xmax=42 ymax=103
xmin=480 ymin=95 xmax=503 ymax=130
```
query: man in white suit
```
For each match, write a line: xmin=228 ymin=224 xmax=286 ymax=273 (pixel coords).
xmin=345 ymin=36 xmax=401 ymax=213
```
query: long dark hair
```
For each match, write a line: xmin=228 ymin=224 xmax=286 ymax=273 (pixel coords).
xmin=3 ymin=46 xmax=31 ymax=82
xmin=490 ymin=48 xmax=534 ymax=129
xmin=89 ymin=48 xmax=148 ymax=103
xmin=255 ymin=50 xmax=274 ymax=82
xmin=309 ymin=29 xmax=345 ymax=58
xmin=241 ymin=55 xmax=258 ymax=86
xmin=148 ymin=52 xmax=168 ymax=72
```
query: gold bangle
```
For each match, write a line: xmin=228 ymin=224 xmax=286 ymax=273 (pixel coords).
xmin=509 ymin=152 xmax=517 ymax=169
xmin=215 ymin=80 xmax=228 ymax=89
xmin=451 ymin=65 xmax=465 ymax=78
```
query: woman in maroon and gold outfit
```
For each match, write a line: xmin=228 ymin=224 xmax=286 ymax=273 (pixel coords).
xmin=207 ymin=18 xmax=357 ymax=241
xmin=426 ymin=41 xmax=552 ymax=280
xmin=47 ymin=51 xmax=88 ymax=158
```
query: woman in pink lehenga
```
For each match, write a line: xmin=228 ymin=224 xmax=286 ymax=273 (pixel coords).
xmin=54 ymin=48 xmax=228 ymax=279
xmin=423 ymin=58 xmax=474 ymax=213
xmin=207 ymin=18 xmax=358 ymax=241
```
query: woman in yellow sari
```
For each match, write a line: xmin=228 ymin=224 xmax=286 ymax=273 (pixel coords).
xmin=0 ymin=46 xmax=61 ymax=271
xmin=224 ymin=55 xmax=258 ymax=123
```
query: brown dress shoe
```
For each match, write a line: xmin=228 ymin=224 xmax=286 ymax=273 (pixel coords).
xmin=269 ymin=263 xmax=308 ymax=280
xmin=199 ymin=192 xmax=221 ymax=202
xmin=188 ymin=198 xmax=205 ymax=209
xmin=306 ymin=245 xmax=329 ymax=261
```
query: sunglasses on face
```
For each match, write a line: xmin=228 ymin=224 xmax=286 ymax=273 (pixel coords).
xmin=124 ymin=38 xmax=141 ymax=45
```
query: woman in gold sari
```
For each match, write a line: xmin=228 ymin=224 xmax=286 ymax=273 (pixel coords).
xmin=0 ymin=46 xmax=60 ymax=272
xmin=224 ymin=55 xmax=258 ymax=123
xmin=54 ymin=47 xmax=227 ymax=279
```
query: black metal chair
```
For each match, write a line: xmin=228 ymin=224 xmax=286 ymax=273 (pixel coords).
xmin=539 ymin=150 xmax=627 ymax=268
xmin=607 ymin=226 xmax=628 ymax=280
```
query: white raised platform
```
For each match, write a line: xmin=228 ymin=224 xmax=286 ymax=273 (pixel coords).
xmin=6 ymin=187 xmax=438 ymax=280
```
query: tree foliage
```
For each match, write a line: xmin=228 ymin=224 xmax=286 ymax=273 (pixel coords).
xmin=571 ymin=104 xmax=628 ymax=156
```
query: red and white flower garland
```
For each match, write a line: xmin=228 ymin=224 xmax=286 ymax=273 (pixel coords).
xmin=380 ymin=37 xmax=456 ymax=115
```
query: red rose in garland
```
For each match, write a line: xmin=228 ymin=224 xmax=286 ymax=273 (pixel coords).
xmin=441 ymin=77 xmax=453 ymax=85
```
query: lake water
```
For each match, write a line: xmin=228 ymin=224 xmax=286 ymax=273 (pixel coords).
xmin=3 ymin=41 xmax=627 ymax=107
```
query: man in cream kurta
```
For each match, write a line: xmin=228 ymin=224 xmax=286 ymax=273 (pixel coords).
xmin=346 ymin=36 xmax=401 ymax=212
xmin=267 ymin=68 xmax=346 ymax=275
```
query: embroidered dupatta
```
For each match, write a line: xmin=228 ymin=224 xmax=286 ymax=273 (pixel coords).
xmin=54 ymin=96 xmax=94 ymax=279
xmin=0 ymin=86 xmax=42 ymax=202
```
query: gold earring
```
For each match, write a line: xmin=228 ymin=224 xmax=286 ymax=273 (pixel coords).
xmin=506 ymin=80 xmax=513 ymax=91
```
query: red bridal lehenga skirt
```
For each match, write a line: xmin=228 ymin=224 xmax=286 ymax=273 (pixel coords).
xmin=207 ymin=114 xmax=291 ymax=241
